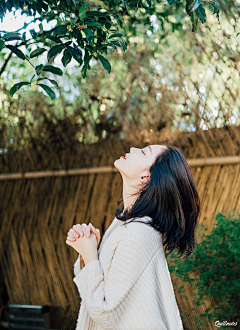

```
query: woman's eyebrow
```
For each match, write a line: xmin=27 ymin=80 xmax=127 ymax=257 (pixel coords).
xmin=148 ymin=146 xmax=152 ymax=154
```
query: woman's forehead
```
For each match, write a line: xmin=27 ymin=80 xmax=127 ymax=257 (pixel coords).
xmin=149 ymin=144 xmax=167 ymax=151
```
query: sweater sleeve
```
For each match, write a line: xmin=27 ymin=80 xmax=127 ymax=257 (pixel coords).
xmin=73 ymin=222 xmax=160 ymax=328
xmin=73 ymin=254 xmax=85 ymax=277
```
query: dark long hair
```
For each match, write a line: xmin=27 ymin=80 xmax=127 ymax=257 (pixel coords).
xmin=115 ymin=144 xmax=201 ymax=259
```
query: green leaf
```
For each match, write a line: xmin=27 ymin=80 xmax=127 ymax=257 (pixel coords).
xmin=47 ymin=44 xmax=64 ymax=60
xmin=29 ymin=29 xmax=38 ymax=38
xmin=66 ymin=46 xmax=82 ymax=64
xmin=13 ymin=0 xmax=20 ymax=8
xmin=45 ymin=34 xmax=62 ymax=43
xmin=110 ymin=40 xmax=127 ymax=51
xmin=53 ymin=24 xmax=68 ymax=37
xmin=79 ymin=4 xmax=86 ymax=22
xmin=98 ymin=55 xmax=111 ymax=73
xmin=87 ymin=22 xmax=102 ymax=27
xmin=190 ymin=11 xmax=198 ymax=31
xmin=186 ymin=0 xmax=202 ymax=15
xmin=10 ymin=81 xmax=30 ymax=96
xmin=38 ymin=84 xmax=56 ymax=100
xmin=167 ymin=0 xmax=181 ymax=6
xmin=35 ymin=64 xmax=44 ymax=75
xmin=42 ymin=65 xmax=63 ymax=76
xmin=0 ymin=39 xmax=5 ymax=51
xmin=38 ymin=23 xmax=43 ymax=33
xmin=61 ymin=49 xmax=72 ymax=67
xmin=88 ymin=35 xmax=103 ymax=42
xmin=82 ymin=50 xmax=92 ymax=78
xmin=86 ymin=11 xmax=108 ymax=17
xmin=6 ymin=45 xmax=25 ymax=60
xmin=47 ymin=79 xmax=58 ymax=87
xmin=38 ymin=77 xmax=58 ymax=87
xmin=207 ymin=0 xmax=219 ymax=20
xmin=109 ymin=32 xmax=123 ymax=39
xmin=84 ymin=28 xmax=94 ymax=41
xmin=42 ymin=2 xmax=48 ymax=11
xmin=3 ymin=32 xmax=22 ymax=41
xmin=30 ymin=47 xmax=46 ymax=58
xmin=30 ymin=74 xmax=36 ymax=83
xmin=113 ymin=14 xmax=122 ymax=27
xmin=195 ymin=4 xmax=207 ymax=23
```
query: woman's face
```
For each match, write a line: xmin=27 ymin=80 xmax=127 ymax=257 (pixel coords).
xmin=114 ymin=144 xmax=167 ymax=180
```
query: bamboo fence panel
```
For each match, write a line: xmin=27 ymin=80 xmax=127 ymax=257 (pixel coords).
xmin=0 ymin=125 xmax=239 ymax=330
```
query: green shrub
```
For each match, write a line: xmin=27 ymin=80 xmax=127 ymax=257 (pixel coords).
xmin=168 ymin=211 xmax=240 ymax=329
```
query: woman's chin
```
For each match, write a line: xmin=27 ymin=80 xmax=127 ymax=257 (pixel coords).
xmin=114 ymin=158 xmax=123 ymax=168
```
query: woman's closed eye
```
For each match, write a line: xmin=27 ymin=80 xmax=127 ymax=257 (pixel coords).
xmin=141 ymin=149 xmax=146 ymax=155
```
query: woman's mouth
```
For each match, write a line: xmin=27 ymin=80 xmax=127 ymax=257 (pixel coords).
xmin=121 ymin=154 xmax=127 ymax=159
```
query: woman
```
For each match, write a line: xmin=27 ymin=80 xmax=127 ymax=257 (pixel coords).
xmin=66 ymin=144 xmax=200 ymax=330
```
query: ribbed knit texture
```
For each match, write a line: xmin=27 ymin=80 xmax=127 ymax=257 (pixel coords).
xmin=73 ymin=216 xmax=184 ymax=330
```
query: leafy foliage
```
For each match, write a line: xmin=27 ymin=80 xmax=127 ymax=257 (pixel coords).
xmin=0 ymin=0 xmax=221 ymax=97
xmin=1 ymin=4 xmax=239 ymax=147
xmin=168 ymin=211 xmax=240 ymax=328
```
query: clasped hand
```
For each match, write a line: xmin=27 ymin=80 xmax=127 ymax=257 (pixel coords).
xmin=66 ymin=223 xmax=101 ymax=264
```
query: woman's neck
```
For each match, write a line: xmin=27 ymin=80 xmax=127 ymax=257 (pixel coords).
xmin=122 ymin=178 xmax=140 ymax=212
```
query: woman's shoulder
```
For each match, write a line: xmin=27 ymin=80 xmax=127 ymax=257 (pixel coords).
xmin=119 ymin=215 xmax=163 ymax=243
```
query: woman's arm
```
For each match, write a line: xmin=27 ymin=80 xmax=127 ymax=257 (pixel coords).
xmin=73 ymin=222 xmax=160 ymax=328
xmin=73 ymin=254 xmax=85 ymax=277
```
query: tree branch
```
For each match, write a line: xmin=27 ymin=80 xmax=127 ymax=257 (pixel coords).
xmin=0 ymin=52 xmax=13 ymax=76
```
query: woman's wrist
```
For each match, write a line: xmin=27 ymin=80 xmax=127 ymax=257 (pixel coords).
xmin=83 ymin=251 xmax=98 ymax=265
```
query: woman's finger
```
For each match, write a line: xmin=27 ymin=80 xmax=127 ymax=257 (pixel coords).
xmin=88 ymin=224 xmax=100 ymax=246
xmin=75 ymin=224 xmax=85 ymax=237
xmin=67 ymin=231 xmax=75 ymax=238
xmin=70 ymin=228 xmax=80 ymax=238
xmin=85 ymin=225 xmax=91 ymax=238
xmin=66 ymin=239 xmax=74 ymax=245
xmin=67 ymin=235 xmax=76 ymax=241
xmin=73 ymin=224 xmax=83 ymax=236
xmin=89 ymin=224 xmax=98 ymax=234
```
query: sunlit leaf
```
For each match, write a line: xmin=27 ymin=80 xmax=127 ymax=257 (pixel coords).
xmin=79 ymin=4 xmax=86 ymax=22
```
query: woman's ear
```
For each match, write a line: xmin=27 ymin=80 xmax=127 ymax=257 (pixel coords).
xmin=140 ymin=173 xmax=150 ymax=184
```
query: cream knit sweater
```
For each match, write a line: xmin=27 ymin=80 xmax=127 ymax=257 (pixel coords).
xmin=73 ymin=216 xmax=184 ymax=330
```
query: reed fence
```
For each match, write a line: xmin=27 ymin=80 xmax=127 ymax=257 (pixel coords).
xmin=0 ymin=125 xmax=239 ymax=330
